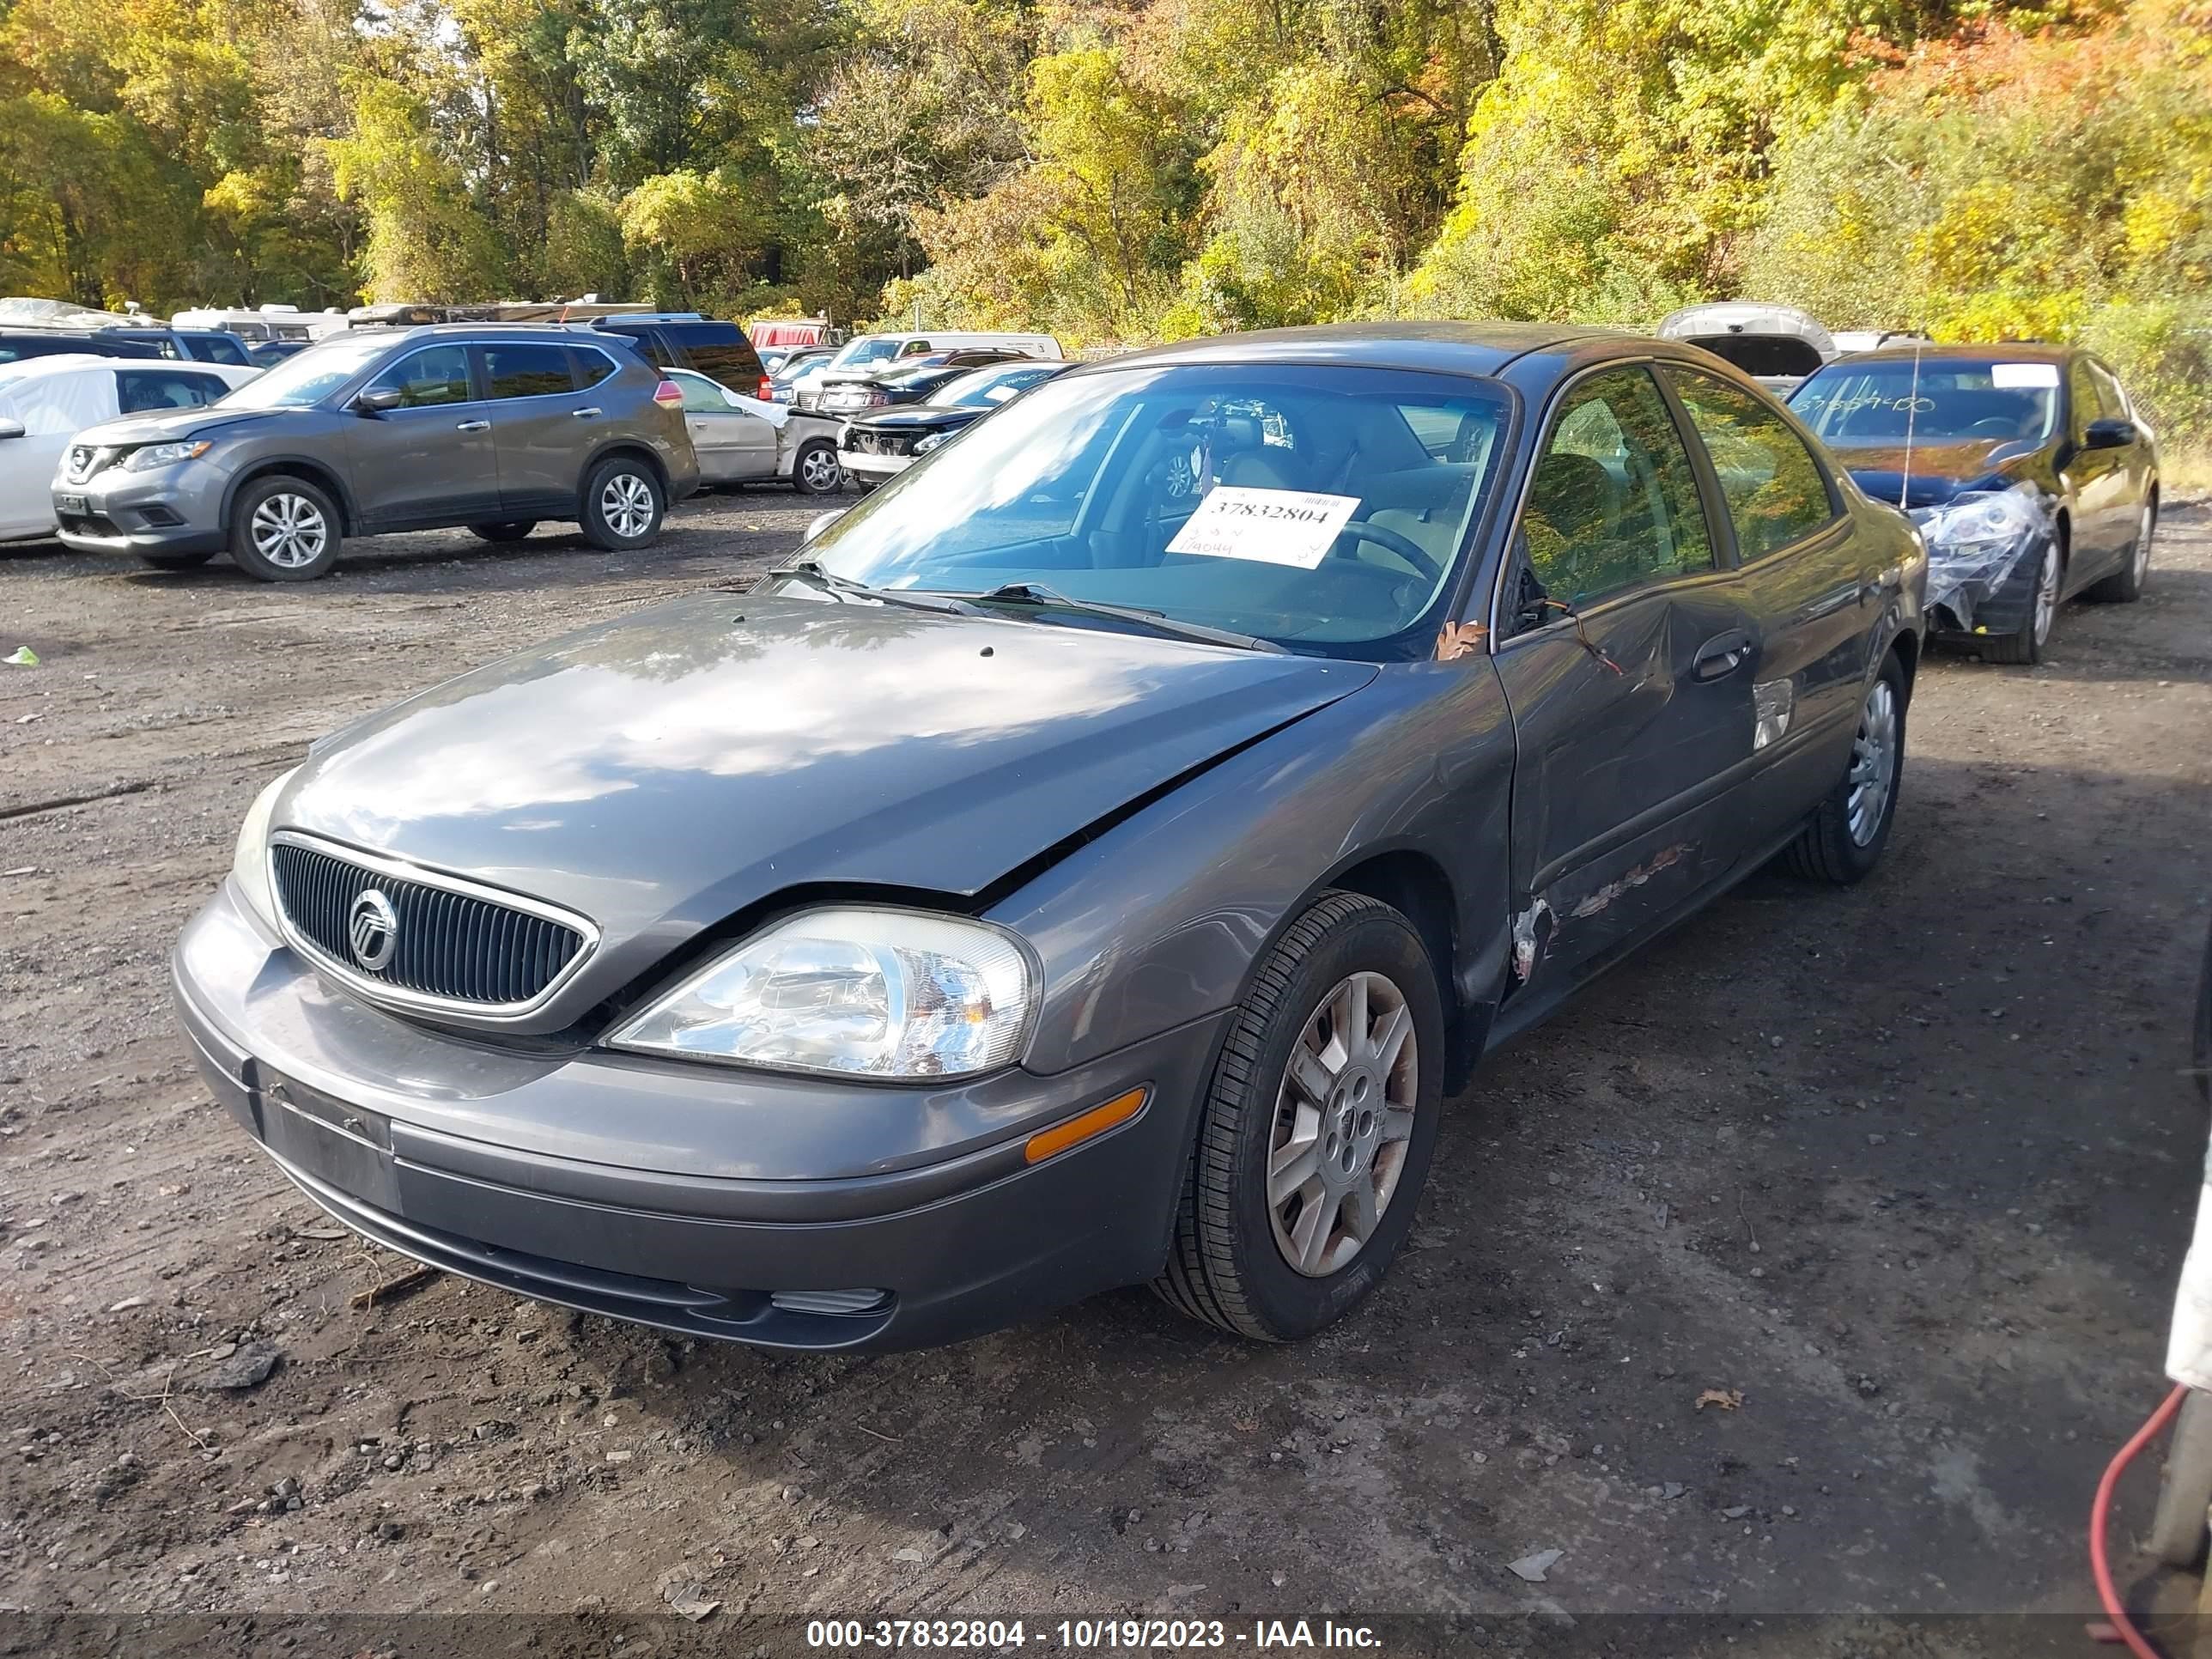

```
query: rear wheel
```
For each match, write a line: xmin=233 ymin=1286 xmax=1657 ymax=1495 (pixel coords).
xmin=1153 ymin=890 xmax=1444 ymax=1341
xmin=137 ymin=550 xmax=215 ymax=570
xmin=468 ymin=520 xmax=537 ymax=544
xmin=1983 ymin=538 xmax=2062 ymax=665
xmin=1783 ymin=653 xmax=1906 ymax=884
xmin=2087 ymin=495 xmax=2156 ymax=603
xmin=228 ymin=475 xmax=341 ymax=582
xmin=792 ymin=440 xmax=844 ymax=496
xmin=579 ymin=456 xmax=664 ymax=550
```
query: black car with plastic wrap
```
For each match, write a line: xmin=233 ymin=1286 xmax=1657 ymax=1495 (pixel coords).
xmin=838 ymin=359 xmax=1071 ymax=487
xmin=1789 ymin=343 xmax=2159 ymax=665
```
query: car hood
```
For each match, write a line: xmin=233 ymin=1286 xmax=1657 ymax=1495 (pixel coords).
xmin=852 ymin=407 xmax=982 ymax=432
xmin=1830 ymin=436 xmax=2042 ymax=511
xmin=73 ymin=405 xmax=289 ymax=447
xmin=279 ymin=591 xmax=1377 ymax=1024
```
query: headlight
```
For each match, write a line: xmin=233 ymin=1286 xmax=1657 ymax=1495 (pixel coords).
xmin=1911 ymin=489 xmax=2039 ymax=560
xmin=610 ymin=907 xmax=1036 ymax=1079
xmin=229 ymin=766 xmax=298 ymax=928
xmin=912 ymin=431 xmax=951 ymax=456
xmin=123 ymin=440 xmax=213 ymax=471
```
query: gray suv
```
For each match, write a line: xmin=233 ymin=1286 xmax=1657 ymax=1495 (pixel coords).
xmin=52 ymin=325 xmax=700 ymax=580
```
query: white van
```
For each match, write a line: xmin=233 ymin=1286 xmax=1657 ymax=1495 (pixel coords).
xmin=171 ymin=305 xmax=323 ymax=344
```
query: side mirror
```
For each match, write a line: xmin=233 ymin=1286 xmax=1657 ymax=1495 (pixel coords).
xmin=2082 ymin=416 xmax=2136 ymax=451
xmin=803 ymin=509 xmax=844 ymax=544
xmin=356 ymin=386 xmax=403 ymax=415
xmin=0 ymin=417 xmax=23 ymax=441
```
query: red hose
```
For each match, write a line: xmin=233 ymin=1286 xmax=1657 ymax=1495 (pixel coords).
xmin=2091 ymin=1383 xmax=2190 ymax=1659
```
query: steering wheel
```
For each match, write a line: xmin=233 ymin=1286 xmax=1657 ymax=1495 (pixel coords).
xmin=1335 ymin=519 xmax=1444 ymax=584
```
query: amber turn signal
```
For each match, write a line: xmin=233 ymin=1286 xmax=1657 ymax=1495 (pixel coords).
xmin=1024 ymin=1086 xmax=1149 ymax=1164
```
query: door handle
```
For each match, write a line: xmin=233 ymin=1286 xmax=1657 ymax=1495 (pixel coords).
xmin=573 ymin=407 xmax=603 ymax=419
xmin=1692 ymin=631 xmax=1753 ymax=681
xmin=455 ymin=419 xmax=489 ymax=433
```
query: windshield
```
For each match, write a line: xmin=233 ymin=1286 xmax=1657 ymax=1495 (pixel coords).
xmin=939 ymin=364 xmax=1054 ymax=408
xmin=1789 ymin=359 xmax=2058 ymax=447
xmin=830 ymin=337 xmax=904 ymax=370
xmin=216 ymin=334 xmax=392 ymax=409
xmin=804 ymin=362 xmax=1512 ymax=655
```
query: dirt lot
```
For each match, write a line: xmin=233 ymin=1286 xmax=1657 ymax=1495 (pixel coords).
xmin=3 ymin=493 xmax=2210 ymax=1649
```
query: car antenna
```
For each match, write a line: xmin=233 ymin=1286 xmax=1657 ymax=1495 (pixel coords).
xmin=1898 ymin=337 xmax=1923 ymax=510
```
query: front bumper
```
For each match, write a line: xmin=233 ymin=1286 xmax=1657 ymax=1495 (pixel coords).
xmin=53 ymin=464 xmax=228 ymax=556
xmin=173 ymin=883 xmax=1224 ymax=1352
xmin=839 ymin=448 xmax=915 ymax=482
xmin=1924 ymin=530 xmax=2051 ymax=639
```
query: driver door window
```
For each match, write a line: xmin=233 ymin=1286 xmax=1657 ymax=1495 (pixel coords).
xmin=365 ymin=345 xmax=474 ymax=409
xmin=1519 ymin=367 xmax=1712 ymax=614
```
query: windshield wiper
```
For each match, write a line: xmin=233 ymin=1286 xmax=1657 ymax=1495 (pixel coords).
xmin=964 ymin=581 xmax=1284 ymax=654
xmin=772 ymin=559 xmax=971 ymax=616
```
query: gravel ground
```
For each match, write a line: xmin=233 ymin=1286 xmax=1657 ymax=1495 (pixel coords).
xmin=2 ymin=491 xmax=2209 ymax=1650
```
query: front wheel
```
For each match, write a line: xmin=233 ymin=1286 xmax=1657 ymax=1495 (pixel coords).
xmin=1782 ymin=653 xmax=1906 ymax=884
xmin=579 ymin=457 xmax=665 ymax=550
xmin=228 ymin=475 xmax=341 ymax=581
xmin=792 ymin=440 xmax=844 ymax=496
xmin=1154 ymin=890 xmax=1444 ymax=1341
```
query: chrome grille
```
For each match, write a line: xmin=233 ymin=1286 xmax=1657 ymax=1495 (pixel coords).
xmin=270 ymin=839 xmax=589 ymax=1012
xmin=65 ymin=445 xmax=120 ymax=484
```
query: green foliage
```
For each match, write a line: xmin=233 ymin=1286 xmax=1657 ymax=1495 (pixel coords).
xmin=0 ymin=0 xmax=2203 ymax=460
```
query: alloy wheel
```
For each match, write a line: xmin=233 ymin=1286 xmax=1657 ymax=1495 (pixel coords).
xmin=2033 ymin=544 xmax=2062 ymax=645
xmin=600 ymin=472 xmax=655 ymax=539
xmin=1267 ymin=970 xmax=1420 ymax=1277
xmin=799 ymin=447 xmax=842 ymax=492
xmin=249 ymin=493 xmax=329 ymax=569
xmin=1845 ymin=678 xmax=1898 ymax=848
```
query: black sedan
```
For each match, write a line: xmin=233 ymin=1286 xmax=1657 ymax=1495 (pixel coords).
xmin=1790 ymin=343 xmax=2159 ymax=664
xmin=838 ymin=359 xmax=1071 ymax=487
xmin=175 ymin=325 xmax=1924 ymax=1352
xmin=811 ymin=350 xmax=1020 ymax=419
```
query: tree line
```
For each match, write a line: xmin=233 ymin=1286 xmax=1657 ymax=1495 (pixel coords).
xmin=2 ymin=0 xmax=2206 ymax=441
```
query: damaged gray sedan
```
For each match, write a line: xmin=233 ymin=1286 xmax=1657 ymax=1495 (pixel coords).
xmin=173 ymin=325 xmax=1924 ymax=1352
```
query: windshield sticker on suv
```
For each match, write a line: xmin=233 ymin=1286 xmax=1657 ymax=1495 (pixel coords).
xmin=1167 ymin=487 xmax=1361 ymax=568
xmin=1990 ymin=363 xmax=2060 ymax=389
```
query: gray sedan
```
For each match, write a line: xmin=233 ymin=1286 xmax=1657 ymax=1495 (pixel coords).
xmin=664 ymin=368 xmax=846 ymax=495
xmin=173 ymin=324 xmax=1925 ymax=1351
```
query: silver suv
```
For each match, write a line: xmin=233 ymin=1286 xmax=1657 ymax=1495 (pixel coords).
xmin=52 ymin=325 xmax=701 ymax=580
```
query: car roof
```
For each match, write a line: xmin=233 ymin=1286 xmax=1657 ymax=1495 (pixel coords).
xmin=381 ymin=323 xmax=620 ymax=349
xmin=1078 ymin=322 xmax=1628 ymax=379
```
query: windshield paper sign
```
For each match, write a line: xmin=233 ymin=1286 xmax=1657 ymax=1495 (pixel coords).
xmin=1990 ymin=363 xmax=2060 ymax=389
xmin=1169 ymin=487 xmax=1361 ymax=568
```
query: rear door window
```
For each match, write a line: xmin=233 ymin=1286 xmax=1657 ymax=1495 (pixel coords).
xmin=365 ymin=344 xmax=475 ymax=408
xmin=116 ymin=369 xmax=232 ymax=413
xmin=1665 ymin=369 xmax=1838 ymax=562
xmin=481 ymin=343 xmax=576 ymax=399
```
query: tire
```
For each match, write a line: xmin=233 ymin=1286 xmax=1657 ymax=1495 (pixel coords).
xmin=579 ymin=455 xmax=665 ymax=551
xmin=1783 ymin=652 xmax=1907 ymax=885
xmin=1153 ymin=890 xmax=1445 ymax=1342
xmin=2151 ymin=1391 xmax=2212 ymax=1568
xmin=792 ymin=440 xmax=844 ymax=496
xmin=227 ymin=474 xmax=341 ymax=582
xmin=1983 ymin=536 xmax=2063 ymax=665
xmin=2087 ymin=494 xmax=2156 ymax=604
xmin=468 ymin=520 xmax=538 ymax=544
xmin=137 ymin=550 xmax=215 ymax=570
